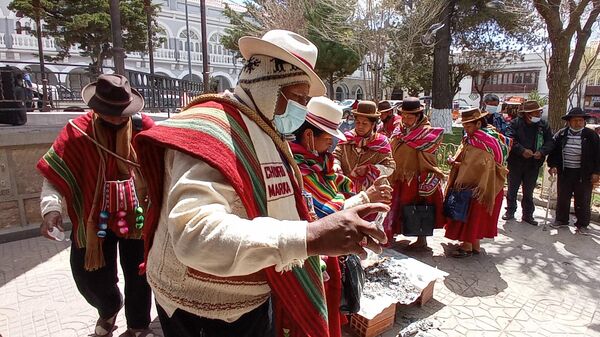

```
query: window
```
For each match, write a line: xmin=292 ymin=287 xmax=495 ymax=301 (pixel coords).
xmin=355 ymin=87 xmax=363 ymax=100
xmin=179 ymin=30 xmax=200 ymax=52
xmin=336 ymin=87 xmax=344 ymax=101
xmin=513 ymin=73 xmax=523 ymax=84
xmin=523 ymin=72 xmax=533 ymax=84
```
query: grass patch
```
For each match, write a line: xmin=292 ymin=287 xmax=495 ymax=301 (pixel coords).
xmin=442 ymin=127 xmax=464 ymax=146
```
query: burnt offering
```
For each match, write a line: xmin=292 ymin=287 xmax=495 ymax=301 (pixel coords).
xmin=362 ymin=257 xmax=422 ymax=304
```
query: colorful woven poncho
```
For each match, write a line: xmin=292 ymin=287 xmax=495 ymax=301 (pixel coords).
xmin=290 ymin=142 xmax=353 ymax=218
xmin=136 ymin=95 xmax=331 ymax=337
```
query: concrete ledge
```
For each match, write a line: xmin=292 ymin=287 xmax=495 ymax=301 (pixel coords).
xmin=0 ymin=222 xmax=72 ymax=244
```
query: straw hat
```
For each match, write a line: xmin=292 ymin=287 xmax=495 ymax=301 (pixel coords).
xmin=82 ymin=74 xmax=144 ymax=117
xmin=353 ymin=101 xmax=380 ymax=118
xmin=238 ymin=30 xmax=326 ymax=96
xmin=458 ymin=107 xmax=488 ymax=124
xmin=305 ymin=96 xmax=346 ymax=140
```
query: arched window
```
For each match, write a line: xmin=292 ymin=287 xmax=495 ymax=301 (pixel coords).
xmin=179 ymin=30 xmax=200 ymax=52
xmin=335 ymin=87 xmax=344 ymax=101
xmin=355 ymin=87 xmax=363 ymax=100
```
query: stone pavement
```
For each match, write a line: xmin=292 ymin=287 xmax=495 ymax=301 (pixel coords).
xmin=1 ymin=200 xmax=599 ymax=337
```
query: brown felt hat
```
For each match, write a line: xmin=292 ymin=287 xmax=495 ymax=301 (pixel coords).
xmin=519 ymin=100 xmax=543 ymax=114
xmin=82 ymin=74 xmax=144 ymax=117
xmin=353 ymin=100 xmax=380 ymax=118
xmin=399 ymin=96 xmax=424 ymax=114
xmin=377 ymin=100 xmax=394 ymax=113
xmin=458 ymin=107 xmax=488 ymax=124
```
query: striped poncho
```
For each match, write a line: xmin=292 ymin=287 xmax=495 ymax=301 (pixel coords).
xmin=290 ymin=142 xmax=353 ymax=218
xmin=135 ymin=95 xmax=331 ymax=337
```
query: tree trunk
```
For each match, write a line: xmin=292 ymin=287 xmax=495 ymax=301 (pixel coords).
xmin=432 ymin=1 xmax=453 ymax=110
xmin=546 ymin=37 xmax=571 ymax=131
xmin=430 ymin=1 xmax=454 ymax=133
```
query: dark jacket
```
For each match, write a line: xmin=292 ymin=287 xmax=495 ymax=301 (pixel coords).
xmin=547 ymin=126 xmax=600 ymax=182
xmin=506 ymin=117 xmax=554 ymax=168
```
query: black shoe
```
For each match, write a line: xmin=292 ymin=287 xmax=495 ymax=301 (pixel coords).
xmin=550 ymin=222 xmax=569 ymax=229
xmin=522 ymin=217 xmax=538 ymax=226
xmin=502 ymin=213 xmax=515 ymax=220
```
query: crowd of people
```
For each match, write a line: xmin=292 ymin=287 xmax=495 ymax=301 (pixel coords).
xmin=36 ymin=30 xmax=600 ymax=337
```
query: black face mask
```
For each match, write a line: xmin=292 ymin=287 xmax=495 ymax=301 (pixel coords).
xmin=98 ymin=117 xmax=128 ymax=131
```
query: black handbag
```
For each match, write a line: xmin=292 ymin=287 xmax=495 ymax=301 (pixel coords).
xmin=443 ymin=189 xmax=473 ymax=223
xmin=339 ymin=254 xmax=365 ymax=314
xmin=402 ymin=204 xmax=435 ymax=236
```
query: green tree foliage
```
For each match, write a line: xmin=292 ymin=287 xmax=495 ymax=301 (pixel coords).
xmin=221 ymin=0 xmax=363 ymax=99
xmin=8 ymin=0 xmax=161 ymax=73
xmin=387 ymin=0 xmax=537 ymax=100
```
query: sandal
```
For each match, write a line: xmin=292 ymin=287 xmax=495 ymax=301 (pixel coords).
xmin=93 ymin=312 xmax=119 ymax=337
xmin=118 ymin=328 xmax=155 ymax=337
xmin=472 ymin=249 xmax=480 ymax=255
xmin=94 ymin=296 xmax=123 ymax=337
xmin=451 ymin=248 xmax=473 ymax=258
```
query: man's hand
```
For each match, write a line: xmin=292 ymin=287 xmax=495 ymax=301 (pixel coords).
xmin=548 ymin=167 xmax=558 ymax=176
xmin=40 ymin=211 xmax=64 ymax=240
xmin=522 ymin=149 xmax=534 ymax=159
xmin=351 ymin=165 xmax=368 ymax=177
xmin=366 ymin=181 xmax=393 ymax=205
xmin=306 ymin=203 xmax=389 ymax=259
xmin=533 ymin=151 xmax=543 ymax=160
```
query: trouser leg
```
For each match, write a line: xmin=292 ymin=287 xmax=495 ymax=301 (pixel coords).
xmin=572 ymin=170 xmax=593 ymax=227
xmin=506 ymin=164 xmax=523 ymax=215
xmin=118 ymin=238 xmax=152 ymax=329
xmin=70 ymin=230 xmax=122 ymax=319
xmin=521 ymin=165 xmax=539 ymax=219
xmin=555 ymin=170 xmax=576 ymax=224
xmin=157 ymin=299 xmax=273 ymax=337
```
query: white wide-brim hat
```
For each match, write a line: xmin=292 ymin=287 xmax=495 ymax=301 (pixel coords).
xmin=238 ymin=30 xmax=326 ymax=97
xmin=305 ymin=96 xmax=346 ymax=141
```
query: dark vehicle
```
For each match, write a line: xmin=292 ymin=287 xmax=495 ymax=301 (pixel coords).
xmin=0 ymin=66 xmax=27 ymax=125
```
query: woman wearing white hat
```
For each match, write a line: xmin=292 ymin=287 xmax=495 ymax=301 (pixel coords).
xmin=290 ymin=96 xmax=392 ymax=337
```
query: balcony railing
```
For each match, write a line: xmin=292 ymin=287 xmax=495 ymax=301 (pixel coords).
xmin=11 ymin=34 xmax=56 ymax=50
xmin=0 ymin=33 xmax=5 ymax=48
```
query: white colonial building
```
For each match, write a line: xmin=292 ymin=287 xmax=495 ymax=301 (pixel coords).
xmin=0 ymin=0 xmax=366 ymax=101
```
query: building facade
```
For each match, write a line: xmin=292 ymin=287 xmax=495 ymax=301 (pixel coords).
xmin=0 ymin=0 xmax=366 ymax=102
xmin=453 ymin=53 xmax=550 ymax=108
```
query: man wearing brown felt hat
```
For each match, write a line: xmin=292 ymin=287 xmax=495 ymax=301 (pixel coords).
xmin=37 ymin=74 xmax=155 ymax=337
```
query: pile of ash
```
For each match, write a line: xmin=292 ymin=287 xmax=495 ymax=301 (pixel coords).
xmin=362 ymin=257 xmax=422 ymax=304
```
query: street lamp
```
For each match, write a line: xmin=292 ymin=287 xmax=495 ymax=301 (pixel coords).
xmin=184 ymin=0 xmax=193 ymax=81
xmin=33 ymin=0 xmax=50 ymax=111
xmin=200 ymin=0 xmax=210 ymax=92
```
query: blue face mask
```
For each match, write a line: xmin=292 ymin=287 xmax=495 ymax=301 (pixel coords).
xmin=273 ymin=93 xmax=308 ymax=134
xmin=486 ymin=104 xmax=498 ymax=114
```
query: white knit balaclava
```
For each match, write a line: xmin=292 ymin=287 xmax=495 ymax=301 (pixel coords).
xmin=237 ymin=54 xmax=310 ymax=121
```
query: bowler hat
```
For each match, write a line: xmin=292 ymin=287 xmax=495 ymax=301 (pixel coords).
xmin=399 ymin=97 xmax=424 ymax=114
xmin=82 ymin=74 xmax=144 ymax=117
xmin=377 ymin=101 xmax=394 ymax=113
xmin=352 ymin=101 xmax=380 ymax=119
xmin=562 ymin=107 xmax=590 ymax=120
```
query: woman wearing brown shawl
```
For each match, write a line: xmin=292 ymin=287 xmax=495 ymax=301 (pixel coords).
xmin=333 ymin=101 xmax=395 ymax=193
xmin=385 ymin=97 xmax=445 ymax=249
xmin=444 ymin=108 xmax=511 ymax=257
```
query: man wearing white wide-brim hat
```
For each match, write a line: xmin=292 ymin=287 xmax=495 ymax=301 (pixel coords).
xmin=135 ymin=30 xmax=388 ymax=337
